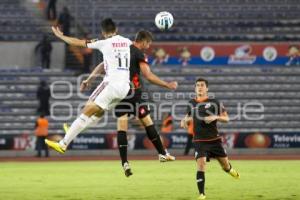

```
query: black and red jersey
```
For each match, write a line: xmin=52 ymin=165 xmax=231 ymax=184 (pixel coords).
xmin=129 ymin=45 xmax=148 ymax=89
xmin=186 ymin=97 xmax=226 ymax=141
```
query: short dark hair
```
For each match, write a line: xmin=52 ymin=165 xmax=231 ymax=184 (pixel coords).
xmin=101 ymin=18 xmax=117 ymax=33
xmin=195 ymin=78 xmax=208 ymax=87
xmin=135 ymin=30 xmax=153 ymax=42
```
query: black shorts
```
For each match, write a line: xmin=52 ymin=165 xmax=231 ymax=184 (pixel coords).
xmin=194 ymin=139 xmax=227 ymax=160
xmin=114 ymin=89 xmax=150 ymax=118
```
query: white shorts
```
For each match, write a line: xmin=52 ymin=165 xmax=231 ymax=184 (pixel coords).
xmin=89 ymin=81 xmax=130 ymax=111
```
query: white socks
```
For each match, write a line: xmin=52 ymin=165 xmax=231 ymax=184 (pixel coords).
xmin=90 ymin=115 xmax=102 ymax=127
xmin=61 ymin=114 xmax=102 ymax=147
xmin=62 ymin=114 xmax=92 ymax=146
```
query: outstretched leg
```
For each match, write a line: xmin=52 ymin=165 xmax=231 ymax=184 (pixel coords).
xmin=217 ymin=157 xmax=240 ymax=179
xmin=45 ymin=101 xmax=104 ymax=153
xmin=139 ymin=114 xmax=175 ymax=162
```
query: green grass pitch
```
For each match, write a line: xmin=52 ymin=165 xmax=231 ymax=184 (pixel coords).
xmin=0 ymin=160 xmax=299 ymax=200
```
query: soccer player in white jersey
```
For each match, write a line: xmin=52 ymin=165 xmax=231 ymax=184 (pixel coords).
xmin=45 ymin=18 xmax=132 ymax=153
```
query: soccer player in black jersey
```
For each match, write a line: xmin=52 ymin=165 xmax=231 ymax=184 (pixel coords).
xmin=181 ymin=78 xmax=240 ymax=200
xmin=114 ymin=30 xmax=178 ymax=177
xmin=80 ymin=30 xmax=177 ymax=177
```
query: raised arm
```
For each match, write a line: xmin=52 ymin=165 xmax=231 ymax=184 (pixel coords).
xmin=140 ymin=62 xmax=177 ymax=90
xmin=52 ymin=26 xmax=86 ymax=47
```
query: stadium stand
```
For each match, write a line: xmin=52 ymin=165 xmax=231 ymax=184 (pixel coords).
xmin=0 ymin=0 xmax=299 ymax=142
xmin=0 ymin=0 xmax=50 ymax=41
xmin=63 ymin=0 xmax=300 ymax=41
xmin=0 ymin=66 xmax=299 ymax=135
xmin=1 ymin=0 xmax=300 ymax=41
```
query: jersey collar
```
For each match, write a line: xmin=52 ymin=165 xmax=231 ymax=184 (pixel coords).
xmin=194 ymin=96 xmax=208 ymax=103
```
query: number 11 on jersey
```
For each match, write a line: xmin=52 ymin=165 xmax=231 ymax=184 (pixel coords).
xmin=116 ymin=52 xmax=129 ymax=70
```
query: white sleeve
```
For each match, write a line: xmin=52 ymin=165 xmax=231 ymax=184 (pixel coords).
xmin=86 ymin=39 xmax=105 ymax=50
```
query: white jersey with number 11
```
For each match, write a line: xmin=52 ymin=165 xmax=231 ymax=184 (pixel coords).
xmin=87 ymin=35 xmax=132 ymax=83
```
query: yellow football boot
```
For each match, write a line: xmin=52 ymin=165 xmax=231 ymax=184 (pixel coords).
xmin=198 ymin=193 xmax=206 ymax=200
xmin=45 ymin=139 xmax=66 ymax=154
xmin=229 ymin=168 xmax=240 ymax=179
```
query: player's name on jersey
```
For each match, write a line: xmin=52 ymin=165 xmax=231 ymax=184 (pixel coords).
xmin=112 ymin=42 xmax=129 ymax=48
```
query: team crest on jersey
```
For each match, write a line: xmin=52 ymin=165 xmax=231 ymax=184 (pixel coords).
xmin=205 ymin=103 xmax=211 ymax=109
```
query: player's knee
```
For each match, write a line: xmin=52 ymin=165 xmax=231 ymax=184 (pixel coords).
xmin=117 ymin=120 xmax=128 ymax=131
xmin=140 ymin=115 xmax=153 ymax=127
xmin=198 ymin=163 xmax=206 ymax=171
xmin=117 ymin=114 xmax=128 ymax=131
xmin=94 ymin=109 xmax=104 ymax=117
xmin=197 ymin=158 xmax=206 ymax=171
xmin=83 ymin=103 xmax=103 ymax=117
